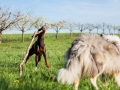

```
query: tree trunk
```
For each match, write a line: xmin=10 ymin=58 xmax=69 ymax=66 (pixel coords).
xmin=56 ymin=32 xmax=58 ymax=39
xmin=114 ymin=30 xmax=115 ymax=34
xmin=97 ymin=29 xmax=98 ymax=34
xmin=103 ymin=29 xmax=105 ymax=34
xmin=22 ymin=31 xmax=24 ymax=42
xmin=109 ymin=29 xmax=110 ymax=34
xmin=89 ymin=30 xmax=91 ymax=33
xmin=79 ymin=30 xmax=82 ymax=36
xmin=70 ymin=31 xmax=72 ymax=37
xmin=0 ymin=31 xmax=2 ymax=44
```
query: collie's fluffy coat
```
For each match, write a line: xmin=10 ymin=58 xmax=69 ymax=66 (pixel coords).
xmin=57 ymin=34 xmax=120 ymax=90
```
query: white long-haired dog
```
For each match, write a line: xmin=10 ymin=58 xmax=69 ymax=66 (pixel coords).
xmin=56 ymin=33 xmax=120 ymax=90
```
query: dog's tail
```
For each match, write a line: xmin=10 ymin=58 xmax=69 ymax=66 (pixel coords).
xmin=56 ymin=58 xmax=82 ymax=85
xmin=57 ymin=69 xmax=76 ymax=84
xmin=57 ymin=38 xmax=87 ymax=84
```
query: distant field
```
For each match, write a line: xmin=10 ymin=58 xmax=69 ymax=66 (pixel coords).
xmin=0 ymin=33 xmax=120 ymax=90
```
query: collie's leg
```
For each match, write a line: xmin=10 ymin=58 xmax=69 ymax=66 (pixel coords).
xmin=114 ymin=72 xmax=120 ymax=86
xmin=74 ymin=78 xmax=80 ymax=90
xmin=90 ymin=64 xmax=106 ymax=90
xmin=90 ymin=76 xmax=99 ymax=90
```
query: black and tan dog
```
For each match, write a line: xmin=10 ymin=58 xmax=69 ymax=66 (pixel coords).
xmin=25 ymin=26 xmax=50 ymax=68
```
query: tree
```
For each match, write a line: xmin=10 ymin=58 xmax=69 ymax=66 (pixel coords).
xmin=87 ymin=23 xmax=95 ymax=33
xmin=31 ymin=16 xmax=49 ymax=29
xmin=100 ymin=23 xmax=107 ymax=34
xmin=116 ymin=25 xmax=120 ymax=34
xmin=94 ymin=24 xmax=101 ymax=34
xmin=15 ymin=14 xmax=33 ymax=42
xmin=65 ymin=21 xmax=76 ymax=37
xmin=52 ymin=21 xmax=65 ymax=39
xmin=106 ymin=24 xmax=112 ymax=34
xmin=76 ymin=23 xmax=87 ymax=34
xmin=0 ymin=7 xmax=21 ymax=44
xmin=113 ymin=25 xmax=117 ymax=34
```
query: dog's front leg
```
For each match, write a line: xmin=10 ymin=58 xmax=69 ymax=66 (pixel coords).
xmin=74 ymin=78 xmax=80 ymax=90
xmin=42 ymin=47 xmax=50 ymax=68
xmin=114 ymin=72 xmax=120 ymax=86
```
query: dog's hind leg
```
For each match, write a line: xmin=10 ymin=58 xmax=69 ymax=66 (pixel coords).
xmin=34 ymin=54 xmax=40 ymax=70
xmin=38 ymin=54 xmax=42 ymax=62
xmin=90 ymin=76 xmax=99 ymax=90
xmin=35 ymin=54 xmax=42 ymax=67
xmin=90 ymin=64 xmax=106 ymax=90
xmin=114 ymin=72 xmax=120 ymax=86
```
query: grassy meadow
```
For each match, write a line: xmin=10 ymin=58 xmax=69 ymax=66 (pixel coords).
xmin=0 ymin=33 xmax=120 ymax=90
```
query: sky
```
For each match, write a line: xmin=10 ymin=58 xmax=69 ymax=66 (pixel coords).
xmin=0 ymin=0 xmax=120 ymax=34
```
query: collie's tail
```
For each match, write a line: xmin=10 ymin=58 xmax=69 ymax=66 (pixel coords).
xmin=57 ymin=37 xmax=87 ymax=84
xmin=57 ymin=58 xmax=82 ymax=85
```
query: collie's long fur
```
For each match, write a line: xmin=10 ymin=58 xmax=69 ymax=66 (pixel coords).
xmin=57 ymin=33 xmax=120 ymax=90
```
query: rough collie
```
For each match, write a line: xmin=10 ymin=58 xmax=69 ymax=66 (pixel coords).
xmin=57 ymin=33 xmax=120 ymax=90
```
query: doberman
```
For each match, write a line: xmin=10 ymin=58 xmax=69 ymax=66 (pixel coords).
xmin=25 ymin=26 xmax=50 ymax=68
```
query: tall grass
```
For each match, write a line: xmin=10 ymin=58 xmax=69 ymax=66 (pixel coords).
xmin=0 ymin=33 xmax=120 ymax=90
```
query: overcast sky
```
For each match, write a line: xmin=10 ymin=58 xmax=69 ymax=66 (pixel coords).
xmin=0 ymin=0 xmax=120 ymax=33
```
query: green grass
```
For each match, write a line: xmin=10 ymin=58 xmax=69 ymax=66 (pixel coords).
xmin=0 ymin=33 xmax=120 ymax=90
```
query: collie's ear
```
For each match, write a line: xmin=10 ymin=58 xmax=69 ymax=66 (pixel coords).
xmin=100 ymin=34 xmax=104 ymax=37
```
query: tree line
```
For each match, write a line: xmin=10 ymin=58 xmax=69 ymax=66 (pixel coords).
xmin=0 ymin=7 xmax=120 ymax=44
xmin=52 ymin=21 xmax=120 ymax=39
